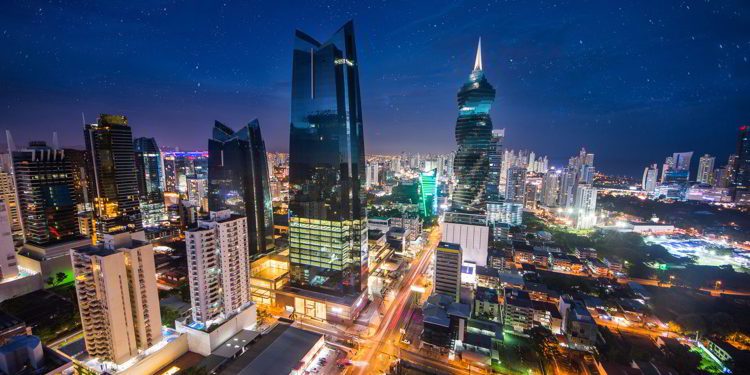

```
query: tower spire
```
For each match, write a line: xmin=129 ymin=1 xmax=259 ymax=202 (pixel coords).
xmin=473 ymin=37 xmax=483 ymax=72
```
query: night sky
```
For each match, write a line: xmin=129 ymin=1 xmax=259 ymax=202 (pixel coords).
xmin=1 ymin=1 xmax=749 ymax=176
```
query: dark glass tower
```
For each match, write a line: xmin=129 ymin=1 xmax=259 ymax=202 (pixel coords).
xmin=452 ymin=39 xmax=496 ymax=213
xmin=288 ymin=21 xmax=368 ymax=296
xmin=208 ymin=119 xmax=274 ymax=258
xmin=84 ymin=114 xmax=143 ymax=239
xmin=12 ymin=141 xmax=80 ymax=245
xmin=734 ymin=125 xmax=750 ymax=197
xmin=134 ymin=137 xmax=166 ymax=227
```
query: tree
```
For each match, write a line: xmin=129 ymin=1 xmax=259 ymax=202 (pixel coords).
xmin=664 ymin=343 xmax=701 ymax=375
xmin=45 ymin=276 xmax=55 ymax=287
xmin=676 ymin=314 xmax=707 ymax=336
xmin=160 ymin=306 xmax=180 ymax=328
xmin=181 ymin=366 xmax=209 ymax=375
xmin=55 ymin=272 xmax=67 ymax=285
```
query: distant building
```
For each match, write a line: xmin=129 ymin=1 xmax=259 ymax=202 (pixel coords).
xmin=505 ymin=167 xmax=527 ymax=204
xmin=573 ymin=184 xmax=597 ymax=229
xmin=418 ymin=169 xmax=438 ymax=219
xmin=71 ymin=232 xmax=162 ymax=365
xmin=734 ymin=126 xmax=750 ymax=200
xmin=540 ymin=170 xmax=560 ymax=207
xmin=641 ymin=164 xmax=658 ymax=192
xmin=0 ymin=201 xmax=18 ymax=280
xmin=133 ymin=137 xmax=167 ymax=227
xmin=697 ymin=154 xmax=715 ymax=184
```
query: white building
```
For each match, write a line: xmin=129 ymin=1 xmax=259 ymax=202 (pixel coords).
xmin=185 ymin=210 xmax=251 ymax=328
xmin=441 ymin=212 xmax=488 ymax=266
xmin=697 ymin=154 xmax=715 ymax=184
xmin=573 ymin=184 xmax=597 ymax=229
xmin=0 ymin=201 xmax=18 ymax=280
xmin=641 ymin=164 xmax=658 ymax=192
xmin=70 ymin=232 xmax=162 ymax=365
xmin=366 ymin=162 xmax=379 ymax=189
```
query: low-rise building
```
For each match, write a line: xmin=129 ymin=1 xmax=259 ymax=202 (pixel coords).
xmin=473 ymin=287 xmax=500 ymax=322
xmin=559 ymin=296 xmax=598 ymax=352
xmin=501 ymin=288 xmax=534 ymax=334
xmin=586 ymin=258 xmax=610 ymax=277
xmin=422 ymin=294 xmax=471 ymax=351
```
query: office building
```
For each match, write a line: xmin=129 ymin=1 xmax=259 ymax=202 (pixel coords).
xmin=434 ymin=242 xmax=462 ymax=302
xmin=288 ymin=21 xmax=368 ymax=297
xmin=734 ymin=126 xmax=750 ymax=199
xmin=452 ymin=39 xmax=496 ymax=212
xmin=697 ymin=154 xmax=715 ymax=185
xmin=641 ymin=164 xmax=659 ymax=192
xmin=84 ymin=114 xmax=143 ymax=239
xmin=185 ymin=210 xmax=250 ymax=327
xmin=12 ymin=141 xmax=79 ymax=245
xmin=487 ymin=129 xmax=504 ymax=202
xmin=504 ymin=167 xmax=526 ymax=204
xmin=419 ymin=169 xmax=438 ymax=219
xmin=71 ymin=232 xmax=162 ymax=365
xmin=133 ymin=137 xmax=167 ymax=227
xmin=208 ymin=120 xmax=274 ymax=259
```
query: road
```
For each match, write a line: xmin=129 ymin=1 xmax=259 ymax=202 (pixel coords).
xmin=353 ymin=227 xmax=442 ymax=375
xmin=624 ymin=277 xmax=750 ymax=297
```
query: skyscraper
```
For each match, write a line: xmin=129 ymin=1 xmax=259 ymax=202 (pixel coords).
xmin=642 ymin=164 xmax=659 ymax=192
xmin=505 ymin=167 xmax=527 ymax=204
xmin=734 ymin=126 xmax=750 ymax=199
xmin=12 ymin=141 xmax=79 ymax=245
xmin=134 ymin=137 xmax=167 ymax=227
xmin=541 ymin=170 xmax=561 ymax=207
xmin=574 ymin=184 xmax=597 ymax=229
xmin=451 ymin=39 xmax=496 ymax=213
xmin=0 ymin=201 xmax=19 ymax=280
xmin=419 ymin=169 xmax=438 ymax=219
xmin=697 ymin=154 xmax=715 ymax=185
xmin=0 ymin=154 xmax=23 ymax=239
xmin=208 ymin=120 xmax=274 ymax=259
xmin=84 ymin=114 xmax=143 ymax=239
xmin=185 ymin=210 xmax=250 ymax=326
xmin=71 ymin=232 xmax=162 ymax=365
xmin=487 ymin=129 xmax=504 ymax=202
xmin=663 ymin=151 xmax=693 ymax=183
xmin=288 ymin=21 xmax=367 ymax=297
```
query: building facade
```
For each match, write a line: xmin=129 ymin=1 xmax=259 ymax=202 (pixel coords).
xmin=208 ymin=120 xmax=274 ymax=259
xmin=71 ymin=232 xmax=162 ymax=365
xmin=185 ymin=210 xmax=250 ymax=327
xmin=288 ymin=21 xmax=368 ymax=297
xmin=12 ymin=142 xmax=79 ymax=245
xmin=133 ymin=137 xmax=167 ymax=227
xmin=434 ymin=242 xmax=462 ymax=303
xmin=451 ymin=39 xmax=496 ymax=213
xmin=84 ymin=114 xmax=143 ymax=239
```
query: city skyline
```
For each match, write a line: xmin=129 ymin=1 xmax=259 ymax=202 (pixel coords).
xmin=2 ymin=1 xmax=749 ymax=176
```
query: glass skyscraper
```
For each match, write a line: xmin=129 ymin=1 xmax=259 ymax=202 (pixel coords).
xmin=288 ymin=21 xmax=368 ymax=296
xmin=134 ymin=137 xmax=167 ymax=227
xmin=452 ymin=39 xmax=496 ymax=213
xmin=208 ymin=119 xmax=274 ymax=259
xmin=84 ymin=114 xmax=143 ymax=239
xmin=419 ymin=169 xmax=437 ymax=219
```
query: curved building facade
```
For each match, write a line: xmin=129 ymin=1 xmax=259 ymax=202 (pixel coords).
xmin=288 ymin=21 xmax=368 ymax=296
xmin=452 ymin=40 xmax=496 ymax=213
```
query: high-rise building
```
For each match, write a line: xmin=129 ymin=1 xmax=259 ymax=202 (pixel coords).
xmin=64 ymin=148 xmax=93 ymax=212
xmin=12 ymin=141 xmax=79 ymax=245
xmin=186 ymin=176 xmax=208 ymax=212
xmin=71 ymin=232 xmax=162 ymax=365
xmin=418 ymin=169 xmax=438 ymax=219
xmin=573 ymin=184 xmax=597 ymax=229
xmin=434 ymin=242 xmax=462 ymax=303
xmin=134 ymin=137 xmax=167 ymax=227
xmin=541 ymin=170 xmax=560 ymax=207
xmin=734 ymin=126 xmax=750 ymax=198
xmin=366 ymin=162 xmax=379 ymax=189
xmin=0 ymin=201 xmax=19 ymax=280
xmin=487 ymin=129 xmax=504 ymax=202
xmin=288 ymin=21 xmax=368 ymax=297
xmin=208 ymin=120 xmax=274 ymax=259
xmin=697 ymin=154 xmax=716 ymax=185
xmin=558 ymin=167 xmax=577 ymax=208
xmin=642 ymin=164 xmax=659 ymax=192
xmin=451 ymin=39 xmax=496 ymax=213
xmin=524 ymin=184 xmax=538 ymax=210
xmin=0 ymin=154 xmax=23 ymax=239
xmin=84 ymin=114 xmax=143 ymax=239
xmin=185 ymin=210 xmax=250 ymax=327
xmin=663 ymin=151 xmax=693 ymax=183
xmin=505 ymin=167 xmax=527 ymax=204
